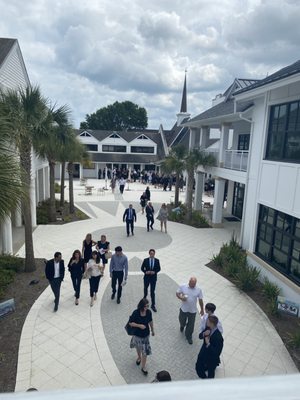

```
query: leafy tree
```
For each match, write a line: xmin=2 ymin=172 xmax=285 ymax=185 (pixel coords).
xmin=0 ymin=86 xmax=49 ymax=271
xmin=161 ymin=145 xmax=186 ymax=207
xmin=80 ymin=101 xmax=148 ymax=130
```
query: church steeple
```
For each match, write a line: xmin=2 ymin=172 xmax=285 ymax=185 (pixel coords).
xmin=176 ymin=70 xmax=190 ymax=125
xmin=180 ymin=70 xmax=187 ymax=113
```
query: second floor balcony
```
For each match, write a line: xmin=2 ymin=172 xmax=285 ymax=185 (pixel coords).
xmin=204 ymin=149 xmax=249 ymax=172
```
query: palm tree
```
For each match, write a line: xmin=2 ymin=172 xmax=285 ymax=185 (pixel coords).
xmin=0 ymin=114 xmax=25 ymax=222
xmin=161 ymin=145 xmax=186 ymax=206
xmin=185 ymin=149 xmax=216 ymax=221
xmin=0 ymin=86 xmax=49 ymax=271
xmin=34 ymin=105 xmax=72 ymax=222
xmin=64 ymin=133 xmax=89 ymax=214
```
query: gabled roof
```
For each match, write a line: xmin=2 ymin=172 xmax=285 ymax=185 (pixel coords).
xmin=163 ymin=117 xmax=190 ymax=147
xmin=0 ymin=38 xmax=16 ymax=67
xmin=235 ymin=60 xmax=300 ymax=95
xmin=223 ymin=78 xmax=260 ymax=100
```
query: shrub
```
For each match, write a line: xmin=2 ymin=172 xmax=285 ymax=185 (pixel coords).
xmin=0 ymin=267 xmax=17 ymax=298
xmin=286 ymin=330 xmax=300 ymax=349
xmin=54 ymin=182 xmax=61 ymax=193
xmin=234 ymin=264 xmax=260 ymax=291
xmin=212 ymin=253 xmax=224 ymax=268
xmin=262 ymin=278 xmax=281 ymax=301
xmin=0 ymin=254 xmax=24 ymax=272
xmin=191 ymin=211 xmax=210 ymax=227
xmin=75 ymin=209 xmax=87 ymax=220
xmin=224 ymin=261 xmax=242 ymax=277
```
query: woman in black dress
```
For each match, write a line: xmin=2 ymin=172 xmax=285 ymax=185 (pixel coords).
xmin=129 ymin=298 xmax=155 ymax=375
xmin=96 ymin=234 xmax=110 ymax=272
xmin=140 ymin=192 xmax=147 ymax=214
xmin=68 ymin=250 xmax=85 ymax=305
xmin=145 ymin=186 xmax=151 ymax=201
xmin=82 ymin=233 xmax=97 ymax=267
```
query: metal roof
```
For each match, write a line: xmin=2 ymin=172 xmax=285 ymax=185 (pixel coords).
xmin=0 ymin=38 xmax=16 ymax=67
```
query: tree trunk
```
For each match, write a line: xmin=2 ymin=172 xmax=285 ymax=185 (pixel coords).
xmin=174 ymin=171 xmax=180 ymax=207
xmin=68 ymin=162 xmax=75 ymax=214
xmin=20 ymin=140 xmax=36 ymax=272
xmin=60 ymin=161 xmax=65 ymax=206
xmin=185 ymin=168 xmax=194 ymax=221
xmin=49 ymin=160 xmax=56 ymax=222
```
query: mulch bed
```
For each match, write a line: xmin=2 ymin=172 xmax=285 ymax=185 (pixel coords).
xmin=206 ymin=260 xmax=300 ymax=371
xmin=0 ymin=259 xmax=48 ymax=392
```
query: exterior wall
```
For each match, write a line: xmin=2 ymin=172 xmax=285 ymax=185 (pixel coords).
xmin=0 ymin=43 xmax=29 ymax=89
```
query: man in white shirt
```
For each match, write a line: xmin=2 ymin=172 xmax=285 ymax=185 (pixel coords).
xmin=45 ymin=252 xmax=65 ymax=312
xmin=176 ymin=277 xmax=204 ymax=344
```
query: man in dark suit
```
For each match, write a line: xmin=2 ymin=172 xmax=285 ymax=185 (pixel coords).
xmin=45 ymin=252 xmax=65 ymax=312
xmin=196 ymin=315 xmax=224 ymax=379
xmin=123 ymin=204 xmax=137 ymax=237
xmin=141 ymin=249 xmax=161 ymax=312
xmin=145 ymin=202 xmax=154 ymax=231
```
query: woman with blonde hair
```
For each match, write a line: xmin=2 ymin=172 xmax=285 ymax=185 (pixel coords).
xmin=82 ymin=233 xmax=97 ymax=268
xmin=157 ymin=203 xmax=168 ymax=233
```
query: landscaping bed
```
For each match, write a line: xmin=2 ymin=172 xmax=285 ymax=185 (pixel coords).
xmin=37 ymin=199 xmax=88 ymax=224
xmin=207 ymin=237 xmax=300 ymax=371
xmin=167 ymin=203 xmax=211 ymax=228
xmin=0 ymin=257 xmax=48 ymax=392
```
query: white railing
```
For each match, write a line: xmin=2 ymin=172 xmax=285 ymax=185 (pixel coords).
xmin=224 ymin=150 xmax=248 ymax=171
xmin=203 ymin=148 xmax=220 ymax=165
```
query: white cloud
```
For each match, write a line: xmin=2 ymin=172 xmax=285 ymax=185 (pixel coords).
xmin=0 ymin=0 xmax=299 ymax=129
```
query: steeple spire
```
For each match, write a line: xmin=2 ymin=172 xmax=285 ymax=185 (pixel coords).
xmin=180 ymin=69 xmax=187 ymax=113
xmin=176 ymin=70 xmax=190 ymax=126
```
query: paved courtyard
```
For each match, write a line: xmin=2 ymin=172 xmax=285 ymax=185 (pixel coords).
xmin=14 ymin=180 xmax=298 ymax=391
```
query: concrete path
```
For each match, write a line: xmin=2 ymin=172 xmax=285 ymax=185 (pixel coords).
xmin=14 ymin=180 xmax=298 ymax=391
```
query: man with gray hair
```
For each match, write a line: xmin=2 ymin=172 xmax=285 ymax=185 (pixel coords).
xmin=176 ymin=277 xmax=204 ymax=344
xmin=110 ymin=246 xmax=128 ymax=304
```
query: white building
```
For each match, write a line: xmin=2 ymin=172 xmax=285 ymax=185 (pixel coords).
xmin=0 ymin=38 xmax=49 ymax=254
xmin=185 ymin=63 xmax=300 ymax=303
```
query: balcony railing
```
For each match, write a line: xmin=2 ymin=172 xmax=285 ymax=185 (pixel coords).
xmin=202 ymin=149 xmax=248 ymax=172
xmin=224 ymin=150 xmax=248 ymax=171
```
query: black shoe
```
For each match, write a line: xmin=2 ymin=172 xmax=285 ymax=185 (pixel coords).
xmin=111 ymin=293 xmax=115 ymax=300
xmin=117 ymin=298 xmax=121 ymax=304
xmin=150 ymin=226 xmax=153 ymax=230
xmin=132 ymin=232 xmax=134 ymax=236
xmin=136 ymin=358 xmax=141 ymax=365
xmin=187 ymin=338 xmax=193 ymax=345
xmin=151 ymin=305 xmax=157 ymax=312
xmin=141 ymin=368 xmax=148 ymax=375
xmin=127 ymin=234 xmax=129 ymax=237
xmin=147 ymin=229 xmax=149 ymax=232
xmin=180 ymin=326 xmax=184 ymax=332
xmin=54 ymin=305 xmax=58 ymax=312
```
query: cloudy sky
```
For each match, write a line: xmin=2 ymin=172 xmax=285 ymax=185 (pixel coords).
xmin=0 ymin=0 xmax=299 ymax=129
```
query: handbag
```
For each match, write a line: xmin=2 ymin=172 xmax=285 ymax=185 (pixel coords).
xmin=105 ymin=251 xmax=112 ymax=260
xmin=125 ymin=320 xmax=135 ymax=336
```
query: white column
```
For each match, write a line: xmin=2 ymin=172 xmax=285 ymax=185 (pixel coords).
xmin=219 ymin=124 xmax=230 ymax=166
xmin=226 ymin=180 xmax=235 ymax=214
xmin=44 ymin=166 xmax=50 ymax=199
xmin=194 ymin=172 xmax=204 ymax=210
xmin=79 ymin=164 xmax=83 ymax=179
xmin=189 ymin=128 xmax=197 ymax=149
xmin=31 ymin=174 xmax=37 ymax=228
xmin=1 ymin=216 xmax=13 ymax=254
xmin=212 ymin=178 xmax=225 ymax=224
xmin=200 ymin=126 xmax=210 ymax=149
xmin=13 ymin=206 xmax=22 ymax=227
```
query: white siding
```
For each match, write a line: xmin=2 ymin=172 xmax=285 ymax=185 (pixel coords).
xmin=0 ymin=43 xmax=29 ymax=90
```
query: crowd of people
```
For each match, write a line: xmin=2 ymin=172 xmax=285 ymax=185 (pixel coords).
xmin=44 ymin=184 xmax=223 ymax=382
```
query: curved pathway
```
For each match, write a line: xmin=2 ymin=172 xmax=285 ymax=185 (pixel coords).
xmin=15 ymin=181 xmax=298 ymax=391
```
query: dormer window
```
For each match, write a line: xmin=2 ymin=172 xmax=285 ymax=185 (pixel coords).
xmin=80 ymin=131 xmax=91 ymax=137
xmin=137 ymin=134 xmax=148 ymax=140
xmin=109 ymin=133 xmax=121 ymax=139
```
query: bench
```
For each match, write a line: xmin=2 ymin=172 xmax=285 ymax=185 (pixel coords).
xmin=85 ymin=186 xmax=94 ymax=195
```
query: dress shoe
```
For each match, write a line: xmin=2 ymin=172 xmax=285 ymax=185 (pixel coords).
xmin=141 ymin=368 xmax=148 ymax=376
xmin=75 ymin=299 xmax=79 ymax=305
xmin=136 ymin=358 xmax=141 ymax=365
xmin=117 ymin=298 xmax=121 ymax=304
xmin=54 ymin=305 xmax=58 ymax=312
xmin=151 ymin=305 xmax=157 ymax=312
xmin=111 ymin=293 xmax=115 ymax=300
xmin=187 ymin=338 xmax=193 ymax=345
xmin=180 ymin=326 xmax=184 ymax=332
xmin=150 ymin=226 xmax=153 ymax=230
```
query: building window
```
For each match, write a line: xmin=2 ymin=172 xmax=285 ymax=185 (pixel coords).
xmin=255 ymin=204 xmax=300 ymax=285
xmin=266 ymin=101 xmax=300 ymax=162
xmin=232 ymin=182 xmax=245 ymax=219
xmin=109 ymin=133 xmax=121 ymax=139
xmin=238 ymin=134 xmax=250 ymax=151
xmin=137 ymin=134 xmax=149 ymax=140
xmin=131 ymin=146 xmax=154 ymax=153
xmin=85 ymin=144 xmax=98 ymax=151
xmin=102 ymin=145 xmax=126 ymax=152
